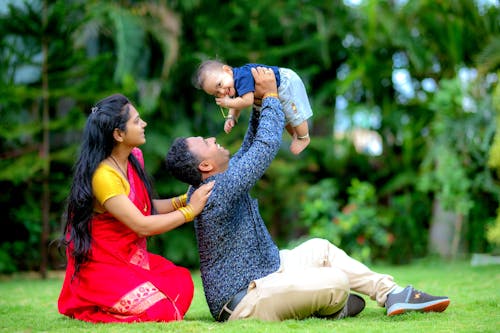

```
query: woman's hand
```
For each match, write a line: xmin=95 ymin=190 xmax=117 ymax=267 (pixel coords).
xmin=189 ymin=181 xmax=215 ymax=215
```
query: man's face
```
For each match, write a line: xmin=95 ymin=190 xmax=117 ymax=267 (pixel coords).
xmin=186 ymin=136 xmax=230 ymax=173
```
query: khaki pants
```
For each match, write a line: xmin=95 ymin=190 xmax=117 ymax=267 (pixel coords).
xmin=229 ymin=238 xmax=396 ymax=321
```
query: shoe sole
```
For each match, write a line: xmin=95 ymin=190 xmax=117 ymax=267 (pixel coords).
xmin=387 ymin=299 xmax=450 ymax=316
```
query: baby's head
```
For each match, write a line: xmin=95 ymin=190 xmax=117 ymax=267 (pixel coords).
xmin=194 ymin=60 xmax=235 ymax=98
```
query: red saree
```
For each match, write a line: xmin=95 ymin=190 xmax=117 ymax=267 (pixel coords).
xmin=58 ymin=148 xmax=194 ymax=323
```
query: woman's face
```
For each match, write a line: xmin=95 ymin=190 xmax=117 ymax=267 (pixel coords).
xmin=121 ymin=104 xmax=147 ymax=147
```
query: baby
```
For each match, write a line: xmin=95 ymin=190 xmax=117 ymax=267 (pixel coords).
xmin=195 ymin=60 xmax=313 ymax=155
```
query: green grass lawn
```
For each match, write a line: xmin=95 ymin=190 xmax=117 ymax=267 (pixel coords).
xmin=0 ymin=259 xmax=498 ymax=333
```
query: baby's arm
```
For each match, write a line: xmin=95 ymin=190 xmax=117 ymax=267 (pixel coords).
xmin=224 ymin=108 xmax=241 ymax=133
xmin=229 ymin=108 xmax=241 ymax=122
xmin=216 ymin=92 xmax=254 ymax=110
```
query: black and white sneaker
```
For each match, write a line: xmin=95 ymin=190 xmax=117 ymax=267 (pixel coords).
xmin=385 ymin=285 xmax=450 ymax=316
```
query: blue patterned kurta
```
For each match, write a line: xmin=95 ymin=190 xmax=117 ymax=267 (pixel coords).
xmin=188 ymin=97 xmax=285 ymax=319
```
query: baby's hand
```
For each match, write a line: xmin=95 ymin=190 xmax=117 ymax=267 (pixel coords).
xmin=216 ymin=95 xmax=232 ymax=108
xmin=224 ymin=118 xmax=235 ymax=133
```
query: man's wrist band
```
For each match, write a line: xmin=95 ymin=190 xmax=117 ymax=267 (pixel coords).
xmin=262 ymin=92 xmax=279 ymax=100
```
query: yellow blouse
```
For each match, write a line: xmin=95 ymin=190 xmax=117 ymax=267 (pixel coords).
xmin=92 ymin=163 xmax=130 ymax=213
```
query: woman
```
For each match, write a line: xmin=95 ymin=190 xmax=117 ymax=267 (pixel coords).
xmin=58 ymin=93 xmax=214 ymax=323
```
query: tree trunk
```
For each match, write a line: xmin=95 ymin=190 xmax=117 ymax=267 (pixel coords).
xmin=429 ymin=199 xmax=464 ymax=259
xmin=40 ymin=0 xmax=50 ymax=279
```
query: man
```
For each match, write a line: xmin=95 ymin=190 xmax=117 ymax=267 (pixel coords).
xmin=165 ymin=67 xmax=450 ymax=321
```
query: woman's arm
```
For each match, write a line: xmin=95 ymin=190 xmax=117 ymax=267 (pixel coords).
xmin=105 ymin=182 xmax=213 ymax=237
xmin=152 ymin=198 xmax=173 ymax=214
xmin=105 ymin=195 xmax=187 ymax=237
xmin=153 ymin=192 xmax=187 ymax=214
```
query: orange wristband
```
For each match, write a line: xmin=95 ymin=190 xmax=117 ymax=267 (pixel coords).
xmin=262 ymin=92 xmax=279 ymax=100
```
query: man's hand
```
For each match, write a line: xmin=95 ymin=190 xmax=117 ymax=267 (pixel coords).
xmin=252 ymin=67 xmax=278 ymax=99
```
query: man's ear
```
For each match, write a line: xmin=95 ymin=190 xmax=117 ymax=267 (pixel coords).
xmin=113 ymin=128 xmax=124 ymax=142
xmin=198 ymin=160 xmax=213 ymax=172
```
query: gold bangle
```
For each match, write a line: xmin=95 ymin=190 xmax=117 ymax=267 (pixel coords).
xmin=262 ymin=92 xmax=279 ymax=100
xmin=172 ymin=198 xmax=179 ymax=210
xmin=179 ymin=193 xmax=187 ymax=206
xmin=172 ymin=197 xmax=181 ymax=210
xmin=172 ymin=193 xmax=188 ymax=209
xmin=178 ymin=204 xmax=195 ymax=222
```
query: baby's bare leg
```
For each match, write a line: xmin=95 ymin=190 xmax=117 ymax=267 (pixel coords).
xmin=290 ymin=121 xmax=310 ymax=155
xmin=285 ymin=124 xmax=294 ymax=137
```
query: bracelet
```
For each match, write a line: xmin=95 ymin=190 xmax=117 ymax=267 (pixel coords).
xmin=178 ymin=204 xmax=195 ymax=222
xmin=172 ymin=193 xmax=187 ymax=209
xmin=297 ymin=133 xmax=309 ymax=140
xmin=172 ymin=197 xmax=181 ymax=209
xmin=262 ymin=92 xmax=279 ymax=100
xmin=226 ymin=114 xmax=238 ymax=123
xmin=179 ymin=193 xmax=187 ymax=205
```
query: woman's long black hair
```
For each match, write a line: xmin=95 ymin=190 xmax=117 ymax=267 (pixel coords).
xmin=60 ymin=94 xmax=155 ymax=278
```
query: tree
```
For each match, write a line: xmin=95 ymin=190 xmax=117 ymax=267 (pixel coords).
xmin=0 ymin=0 xmax=498 ymax=272
xmin=0 ymin=0 xmax=119 ymax=276
xmin=0 ymin=0 xmax=190 ymax=274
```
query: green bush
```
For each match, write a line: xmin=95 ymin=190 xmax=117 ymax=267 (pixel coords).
xmin=295 ymin=178 xmax=394 ymax=264
xmin=0 ymin=243 xmax=18 ymax=274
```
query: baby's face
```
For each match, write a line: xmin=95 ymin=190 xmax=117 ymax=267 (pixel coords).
xmin=202 ymin=69 xmax=235 ymax=98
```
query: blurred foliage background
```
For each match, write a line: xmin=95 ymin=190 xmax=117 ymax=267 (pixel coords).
xmin=0 ymin=0 xmax=499 ymax=277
